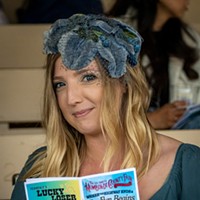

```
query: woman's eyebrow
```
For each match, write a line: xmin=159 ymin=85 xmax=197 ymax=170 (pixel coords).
xmin=76 ymin=67 xmax=99 ymax=74
xmin=76 ymin=68 xmax=88 ymax=74
xmin=53 ymin=75 xmax=63 ymax=80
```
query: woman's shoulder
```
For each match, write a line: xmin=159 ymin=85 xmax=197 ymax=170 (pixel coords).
xmin=19 ymin=146 xmax=46 ymax=176
xmin=11 ymin=146 xmax=47 ymax=200
xmin=159 ymin=133 xmax=200 ymax=178
xmin=168 ymin=143 xmax=200 ymax=194
xmin=149 ymin=135 xmax=200 ymax=199
xmin=158 ymin=133 xmax=200 ymax=159
xmin=25 ymin=146 xmax=46 ymax=164
xmin=174 ymin=142 xmax=200 ymax=164
xmin=29 ymin=146 xmax=46 ymax=157
xmin=158 ymin=134 xmax=182 ymax=154
xmin=157 ymin=134 xmax=200 ymax=177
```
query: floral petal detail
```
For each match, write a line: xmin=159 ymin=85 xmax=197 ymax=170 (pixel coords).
xmin=43 ymin=14 xmax=143 ymax=78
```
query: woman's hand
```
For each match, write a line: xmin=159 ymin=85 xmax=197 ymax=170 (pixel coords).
xmin=147 ymin=101 xmax=187 ymax=129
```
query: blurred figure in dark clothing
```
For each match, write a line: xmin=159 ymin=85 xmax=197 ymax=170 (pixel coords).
xmin=17 ymin=0 xmax=103 ymax=23
xmin=0 ymin=0 xmax=9 ymax=24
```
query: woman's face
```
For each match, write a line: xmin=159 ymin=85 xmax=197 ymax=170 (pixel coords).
xmin=159 ymin=0 xmax=190 ymax=18
xmin=53 ymin=57 xmax=122 ymax=137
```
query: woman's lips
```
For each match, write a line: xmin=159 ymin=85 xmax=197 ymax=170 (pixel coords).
xmin=73 ymin=108 xmax=93 ymax=118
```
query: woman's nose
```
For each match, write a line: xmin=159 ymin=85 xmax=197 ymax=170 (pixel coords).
xmin=66 ymin=84 xmax=83 ymax=105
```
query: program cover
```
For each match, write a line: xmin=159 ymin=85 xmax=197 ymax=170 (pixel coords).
xmin=24 ymin=168 xmax=140 ymax=200
xmin=81 ymin=168 xmax=139 ymax=200
xmin=24 ymin=177 xmax=81 ymax=200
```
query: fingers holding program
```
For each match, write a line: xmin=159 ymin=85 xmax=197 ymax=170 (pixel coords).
xmin=172 ymin=100 xmax=188 ymax=109
xmin=147 ymin=101 xmax=187 ymax=129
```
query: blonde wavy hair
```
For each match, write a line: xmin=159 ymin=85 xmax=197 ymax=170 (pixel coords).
xmin=24 ymin=54 xmax=160 ymax=180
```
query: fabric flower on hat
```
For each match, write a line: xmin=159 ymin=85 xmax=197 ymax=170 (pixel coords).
xmin=43 ymin=14 xmax=143 ymax=78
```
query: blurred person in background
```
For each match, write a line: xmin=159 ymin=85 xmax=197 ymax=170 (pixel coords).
xmin=0 ymin=0 xmax=9 ymax=24
xmin=107 ymin=0 xmax=200 ymax=130
xmin=16 ymin=0 xmax=103 ymax=23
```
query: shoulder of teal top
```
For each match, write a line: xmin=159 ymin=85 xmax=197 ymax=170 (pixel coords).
xmin=150 ymin=143 xmax=200 ymax=200
xmin=11 ymin=146 xmax=46 ymax=200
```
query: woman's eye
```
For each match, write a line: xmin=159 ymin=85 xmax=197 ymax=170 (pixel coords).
xmin=82 ymin=74 xmax=97 ymax=82
xmin=53 ymin=82 xmax=65 ymax=90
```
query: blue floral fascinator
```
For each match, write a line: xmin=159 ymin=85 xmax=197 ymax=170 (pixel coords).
xmin=43 ymin=14 xmax=143 ymax=78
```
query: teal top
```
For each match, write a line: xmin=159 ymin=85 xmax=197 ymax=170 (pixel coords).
xmin=11 ymin=143 xmax=200 ymax=200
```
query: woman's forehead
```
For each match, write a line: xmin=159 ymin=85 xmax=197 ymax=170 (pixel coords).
xmin=55 ymin=57 xmax=100 ymax=72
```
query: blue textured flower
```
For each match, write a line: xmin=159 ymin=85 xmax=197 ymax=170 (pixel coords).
xmin=43 ymin=14 xmax=143 ymax=78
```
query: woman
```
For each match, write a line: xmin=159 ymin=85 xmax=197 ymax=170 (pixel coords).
xmin=11 ymin=14 xmax=200 ymax=200
xmin=107 ymin=0 xmax=200 ymax=129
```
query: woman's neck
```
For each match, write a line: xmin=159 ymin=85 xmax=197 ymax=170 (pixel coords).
xmin=79 ymin=135 xmax=106 ymax=176
xmin=84 ymin=134 xmax=107 ymax=160
xmin=153 ymin=3 xmax=172 ymax=31
xmin=79 ymin=135 xmax=123 ymax=176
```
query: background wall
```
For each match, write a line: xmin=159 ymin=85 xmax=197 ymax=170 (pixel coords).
xmin=184 ymin=0 xmax=200 ymax=25
xmin=0 ymin=24 xmax=48 ymax=199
